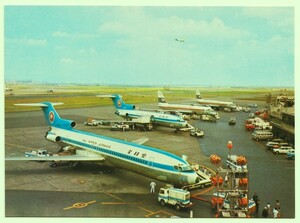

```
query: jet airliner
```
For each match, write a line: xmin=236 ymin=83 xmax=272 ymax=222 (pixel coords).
xmin=196 ymin=90 xmax=236 ymax=111
xmin=97 ymin=94 xmax=190 ymax=131
xmin=157 ymin=91 xmax=219 ymax=117
xmin=7 ymin=102 xmax=200 ymax=186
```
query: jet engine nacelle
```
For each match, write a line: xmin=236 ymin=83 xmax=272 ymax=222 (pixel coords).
xmin=123 ymin=104 xmax=135 ymax=110
xmin=46 ymin=134 xmax=62 ymax=143
xmin=57 ymin=119 xmax=77 ymax=129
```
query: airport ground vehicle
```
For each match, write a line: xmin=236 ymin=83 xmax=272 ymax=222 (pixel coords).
xmin=248 ymin=113 xmax=255 ymax=118
xmin=200 ymin=114 xmax=217 ymax=122
xmin=265 ymin=139 xmax=285 ymax=149
xmin=226 ymin=155 xmax=247 ymax=171
xmin=229 ymin=117 xmax=236 ymax=125
xmin=286 ymin=150 xmax=295 ymax=160
xmin=273 ymin=146 xmax=294 ymax=155
xmin=110 ymin=123 xmax=130 ymax=131
xmin=252 ymin=130 xmax=273 ymax=141
xmin=190 ymin=129 xmax=204 ymax=137
xmin=25 ymin=149 xmax=51 ymax=157
xmin=158 ymin=185 xmax=193 ymax=211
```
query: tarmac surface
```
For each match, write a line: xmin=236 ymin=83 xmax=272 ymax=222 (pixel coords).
xmin=5 ymin=102 xmax=295 ymax=219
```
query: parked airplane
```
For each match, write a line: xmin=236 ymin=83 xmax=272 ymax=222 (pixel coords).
xmin=157 ymin=91 xmax=219 ymax=117
xmin=6 ymin=102 xmax=200 ymax=186
xmin=97 ymin=94 xmax=191 ymax=131
xmin=196 ymin=90 xmax=236 ymax=111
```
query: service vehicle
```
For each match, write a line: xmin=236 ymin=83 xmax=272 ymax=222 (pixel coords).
xmin=211 ymin=192 xmax=256 ymax=215
xmin=271 ymin=142 xmax=289 ymax=149
xmin=110 ymin=123 xmax=130 ymax=131
xmin=190 ymin=129 xmax=204 ymax=137
xmin=158 ymin=186 xmax=193 ymax=211
xmin=248 ymin=103 xmax=258 ymax=108
xmin=273 ymin=146 xmax=294 ymax=155
xmin=200 ymin=114 xmax=216 ymax=122
xmin=49 ymin=160 xmax=78 ymax=168
xmin=265 ymin=139 xmax=285 ymax=149
xmin=286 ymin=150 xmax=295 ymax=160
xmin=248 ymin=113 xmax=255 ymax=118
xmin=229 ymin=117 xmax=236 ymax=125
xmin=226 ymin=155 xmax=247 ymax=171
xmin=252 ymin=130 xmax=273 ymax=141
xmin=25 ymin=149 xmax=51 ymax=157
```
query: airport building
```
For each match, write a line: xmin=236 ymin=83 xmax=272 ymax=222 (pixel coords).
xmin=269 ymin=101 xmax=295 ymax=146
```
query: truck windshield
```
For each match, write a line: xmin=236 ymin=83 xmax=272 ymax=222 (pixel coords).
xmin=174 ymin=164 xmax=194 ymax=172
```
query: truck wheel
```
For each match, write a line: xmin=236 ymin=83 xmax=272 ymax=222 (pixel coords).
xmin=175 ymin=204 xmax=180 ymax=211
xmin=50 ymin=162 xmax=57 ymax=168
xmin=160 ymin=200 xmax=165 ymax=206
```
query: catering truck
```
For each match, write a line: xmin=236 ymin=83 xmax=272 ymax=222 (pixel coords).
xmin=158 ymin=185 xmax=193 ymax=211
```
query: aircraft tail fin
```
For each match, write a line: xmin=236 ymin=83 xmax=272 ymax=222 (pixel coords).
xmin=15 ymin=102 xmax=76 ymax=129
xmin=196 ymin=90 xmax=203 ymax=99
xmin=157 ymin=91 xmax=168 ymax=103
xmin=97 ymin=94 xmax=135 ymax=110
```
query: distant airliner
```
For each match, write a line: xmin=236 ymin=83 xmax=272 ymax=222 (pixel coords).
xmin=196 ymin=90 xmax=236 ymax=111
xmin=157 ymin=91 xmax=219 ymax=117
xmin=175 ymin=38 xmax=185 ymax=42
xmin=6 ymin=102 xmax=200 ymax=186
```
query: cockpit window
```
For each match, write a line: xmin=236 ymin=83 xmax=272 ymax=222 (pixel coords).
xmin=174 ymin=164 xmax=193 ymax=172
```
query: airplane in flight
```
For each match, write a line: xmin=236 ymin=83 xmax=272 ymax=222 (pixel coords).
xmin=157 ymin=91 xmax=219 ymax=118
xmin=6 ymin=102 xmax=201 ymax=187
xmin=97 ymin=94 xmax=191 ymax=131
xmin=175 ymin=38 xmax=185 ymax=42
xmin=196 ymin=90 xmax=237 ymax=111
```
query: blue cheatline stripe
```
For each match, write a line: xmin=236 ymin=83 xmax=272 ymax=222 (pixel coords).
xmin=60 ymin=135 xmax=193 ymax=173
xmin=126 ymin=113 xmax=184 ymax=124
xmin=66 ymin=128 xmax=186 ymax=164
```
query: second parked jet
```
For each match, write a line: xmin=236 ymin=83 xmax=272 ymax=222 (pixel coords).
xmin=98 ymin=94 xmax=190 ymax=131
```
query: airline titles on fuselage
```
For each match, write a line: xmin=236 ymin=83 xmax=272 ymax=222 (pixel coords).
xmin=83 ymin=138 xmax=111 ymax=149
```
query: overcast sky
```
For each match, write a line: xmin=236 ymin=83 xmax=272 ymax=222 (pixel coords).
xmin=4 ymin=6 xmax=294 ymax=87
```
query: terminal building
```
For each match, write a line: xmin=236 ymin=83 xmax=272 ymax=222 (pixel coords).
xmin=268 ymin=96 xmax=294 ymax=146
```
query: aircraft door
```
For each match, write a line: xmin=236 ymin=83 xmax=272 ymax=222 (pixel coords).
xmin=147 ymin=157 xmax=154 ymax=169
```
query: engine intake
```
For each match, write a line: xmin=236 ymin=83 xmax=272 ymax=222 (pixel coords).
xmin=46 ymin=134 xmax=61 ymax=142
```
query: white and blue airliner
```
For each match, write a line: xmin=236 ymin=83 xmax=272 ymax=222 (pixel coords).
xmin=7 ymin=102 xmax=201 ymax=187
xmin=97 ymin=94 xmax=189 ymax=131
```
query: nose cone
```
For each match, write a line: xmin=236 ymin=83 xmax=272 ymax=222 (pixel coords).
xmin=188 ymin=173 xmax=201 ymax=185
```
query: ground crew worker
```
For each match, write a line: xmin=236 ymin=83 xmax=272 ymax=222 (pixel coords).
xmin=252 ymin=192 xmax=260 ymax=216
xmin=150 ymin=181 xmax=156 ymax=193
xmin=275 ymin=200 xmax=281 ymax=212
xmin=224 ymin=173 xmax=229 ymax=187
xmin=267 ymin=202 xmax=271 ymax=216
xmin=262 ymin=207 xmax=268 ymax=218
xmin=273 ymin=207 xmax=279 ymax=218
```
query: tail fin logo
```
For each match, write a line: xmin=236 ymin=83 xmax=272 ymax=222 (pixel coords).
xmin=49 ymin=111 xmax=55 ymax=123
xmin=117 ymin=100 xmax=122 ymax=108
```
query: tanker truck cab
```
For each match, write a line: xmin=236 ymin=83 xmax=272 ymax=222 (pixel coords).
xmin=158 ymin=185 xmax=193 ymax=211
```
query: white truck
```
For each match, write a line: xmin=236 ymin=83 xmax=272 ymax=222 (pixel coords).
xmin=110 ymin=123 xmax=130 ymax=131
xmin=25 ymin=149 xmax=51 ymax=157
xmin=158 ymin=186 xmax=193 ymax=211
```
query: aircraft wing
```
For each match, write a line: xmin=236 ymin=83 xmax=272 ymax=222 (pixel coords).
xmin=5 ymin=151 xmax=105 ymax=162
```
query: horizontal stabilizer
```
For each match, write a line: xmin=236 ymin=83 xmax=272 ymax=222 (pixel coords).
xmin=96 ymin=95 xmax=117 ymax=98
xmin=15 ymin=102 xmax=64 ymax=107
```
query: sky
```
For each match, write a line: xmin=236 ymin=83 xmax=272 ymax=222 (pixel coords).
xmin=4 ymin=5 xmax=295 ymax=87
